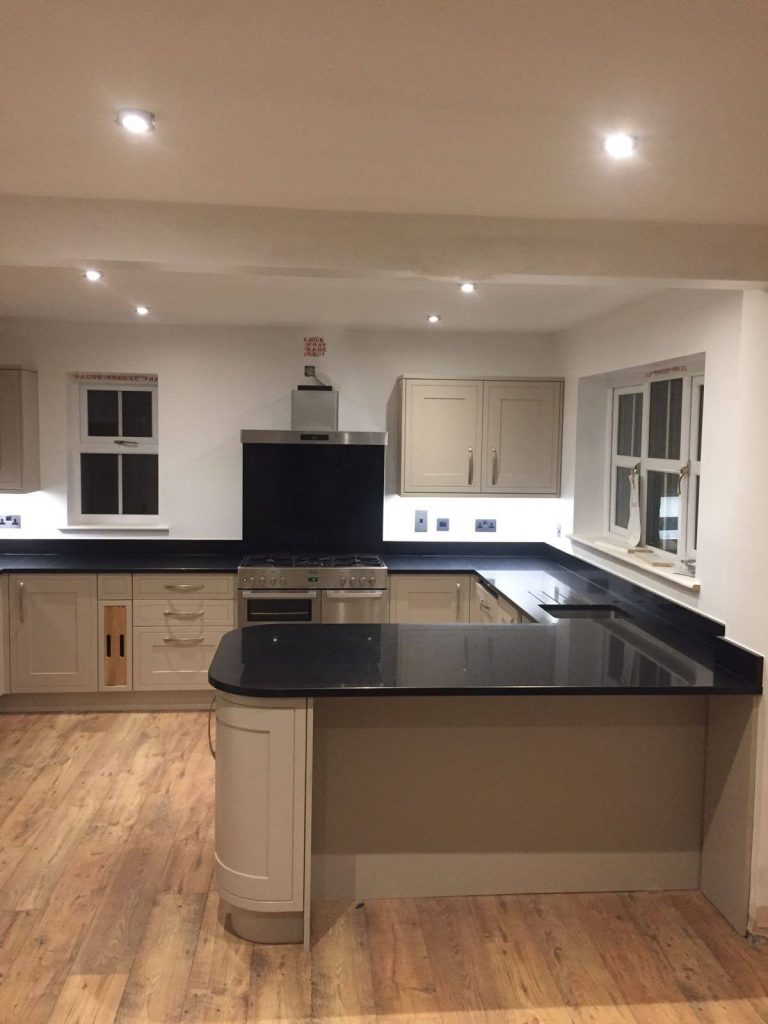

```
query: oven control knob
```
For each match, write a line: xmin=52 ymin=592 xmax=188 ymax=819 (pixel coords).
xmin=259 ymin=576 xmax=265 ymax=585
xmin=269 ymin=576 xmax=277 ymax=586
xmin=369 ymin=575 xmax=375 ymax=586
xmin=280 ymin=576 xmax=286 ymax=586
xmin=350 ymin=576 xmax=357 ymax=585
xmin=340 ymin=576 xmax=347 ymax=585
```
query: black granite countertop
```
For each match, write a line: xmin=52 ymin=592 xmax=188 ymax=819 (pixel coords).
xmin=208 ymin=622 xmax=759 ymax=697
xmin=0 ymin=553 xmax=240 ymax=573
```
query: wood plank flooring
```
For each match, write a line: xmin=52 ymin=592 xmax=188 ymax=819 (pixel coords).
xmin=0 ymin=711 xmax=767 ymax=1024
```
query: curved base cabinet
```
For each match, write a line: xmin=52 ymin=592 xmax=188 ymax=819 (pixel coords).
xmin=214 ymin=692 xmax=312 ymax=945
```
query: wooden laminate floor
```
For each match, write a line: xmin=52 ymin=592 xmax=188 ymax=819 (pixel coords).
xmin=0 ymin=712 xmax=767 ymax=1024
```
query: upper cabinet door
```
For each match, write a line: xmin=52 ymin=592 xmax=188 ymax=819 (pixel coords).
xmin=401 ymin=379 xmax=483 ymax=493
xmin=482 ymin=380 xmax=563 ymax=494
xmin=0 ymin=369 xmax=40 ymax=493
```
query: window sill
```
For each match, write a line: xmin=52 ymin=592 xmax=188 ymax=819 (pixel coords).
xmin=59 ymin=525 xmax=170 ymax=533
xmin=567 ymin=535 xmax=701 ymax=592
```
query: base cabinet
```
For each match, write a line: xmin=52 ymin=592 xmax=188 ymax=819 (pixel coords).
xmin=9 ymin=574 xmax=97 ymax=692
xmin=99 ymin=601 xmax=132 ymax=691
xmin=470 ymin=579 xmax=501 ymax=623
xmin=389 ymin=574 xmax=471 ymax=623
xmin=215 ymin=694 xmax=309 ymax=944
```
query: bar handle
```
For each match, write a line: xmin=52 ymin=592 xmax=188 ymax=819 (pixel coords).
xmin=492 ymin=447 xmax=499 ymax=486
xmin=163 ymin=636 xmax=205 ymax=644
xmin=468 ymin=448 xmax=474 ymax=486
xmin=163 ymin=583 xmax=204 ymax=592
xmin=163 ymin=609 xmax=204 ymax=619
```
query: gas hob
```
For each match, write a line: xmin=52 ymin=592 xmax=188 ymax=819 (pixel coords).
xmin=237 ymin=553 xmax=387 ymax=590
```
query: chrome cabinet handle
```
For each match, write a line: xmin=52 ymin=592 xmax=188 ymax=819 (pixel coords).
xmin=480 ymin=600 xmax=492 ymax=611
xmin=163 ymin=583 xmax=204 ymax=591
xmin=163 ymin=609 xmax=204 ymax=618
xmin=468 ymin=448 xmax=474 ymax=485
xmin=492 ymin=447 xmax=499 ymax=486
xmin=456 ymin=581 xmax=462 ymax=622
xmin=18 ymin=581 xmax=24 ymax=623
xmin=163 ymin=635 xmax=205 ymax=644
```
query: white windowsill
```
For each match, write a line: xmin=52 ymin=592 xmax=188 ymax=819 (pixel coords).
xmin=59 ymin=525 xmax=170 ymax=533
xmin=567 ymin=535 xmax=701 ymax=592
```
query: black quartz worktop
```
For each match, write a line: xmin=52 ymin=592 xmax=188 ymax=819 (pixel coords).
xmin=0 ymin=553 xmax=240 ymax=573
xmin=208 ymin=622 xmax=760 ymax=697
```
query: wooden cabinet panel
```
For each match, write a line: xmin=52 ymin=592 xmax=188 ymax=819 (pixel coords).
xmin=470 ymin=579 xmax=501 ymax=623
xmin=9 ymin=574 xmax=97 ymax=692
xmin=482 ymin=380 xmax=563 ymax=494
xmin=401 ymin=379 xmax=482 ymax=493
xmin=0 ymin=576 xmax=8 ymax=696
xmin=133 ymin=598 xmax=234 ymax=628
xmin=132 ymin=573 xmax=235 ymax=599
xmin=215 ymin=697 xmax=308 ymax=909
xmin=98 ymin=574 xmax=132 ymax=599
xmin=389 ymin=574 xmax=470 ymax=624
xmin=498 ymin=595 xmax=523 ymax=624
xmin=0 ymin=368 xmax=40 ymax=493
xmin=99 ymin=601 xmax=132 ymax=690
xmin=133 ymin=626 xmax=229 ymax=690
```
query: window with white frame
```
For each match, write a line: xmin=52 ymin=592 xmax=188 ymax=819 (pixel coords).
xmin=69 ymin=373 xmax=158 ymax=523
xmin=608 ymin=370 xmax=703 ymax=561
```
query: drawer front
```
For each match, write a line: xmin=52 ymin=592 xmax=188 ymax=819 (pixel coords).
xmin=132 ymin=573 xmax=235 ymax=599
xmin=98 ymin=574 xmax=132 ymax=600
xmin=133 ymin=598 xmax=235 ymax=628
xmin=133 ymin=626 xmax=229 ymax=691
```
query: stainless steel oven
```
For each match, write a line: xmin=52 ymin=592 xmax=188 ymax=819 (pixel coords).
xmin=238 ymin=589 xmax=321 ymax=628
xmin=321 ymin=589 xmax=388 ymax=624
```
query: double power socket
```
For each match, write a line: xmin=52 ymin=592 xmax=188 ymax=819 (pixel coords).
xmin=0 ymin=515 xmax=21 ymax=528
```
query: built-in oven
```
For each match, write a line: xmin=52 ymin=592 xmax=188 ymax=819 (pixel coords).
xmin=237 ymin=589 xmax=321 ymax=628
xmin=321 ymin=589 xmax=389 ymax=624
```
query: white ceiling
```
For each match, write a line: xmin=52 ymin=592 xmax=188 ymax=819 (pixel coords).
xmin=0 ymin=0 xmax=765 ymax=329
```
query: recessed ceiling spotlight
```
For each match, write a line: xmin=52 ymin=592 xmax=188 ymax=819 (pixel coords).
xmin=603 ymin=132 xmax=638 ymax=159
xmin=459 ymin=282 xmax=476 ymax=294
xmin=116 ymin=109 xmax=156 ymax=134
xmin=426 ymin=314 xmax=441 ymax=324
xmin=83 ymin=269 xmax=103 ymax=282
xmin=135 ymin=305 xmax=150 ymax=317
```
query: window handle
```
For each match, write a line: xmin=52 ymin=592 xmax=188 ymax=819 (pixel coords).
xmin=114 ymin=439 xmax=139 ymax=446
xmin=677 ymin=461 xmax=690 ymax=495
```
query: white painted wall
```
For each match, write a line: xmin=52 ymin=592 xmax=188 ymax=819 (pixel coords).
xmin=0 ymin=319 xmax=563 ymax=541
xmin=554 ymin=287 xmax=768 ymax=932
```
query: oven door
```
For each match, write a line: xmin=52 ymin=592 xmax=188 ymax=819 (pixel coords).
xmin=321 ymin=589 xmax=389 ymax=624
xmin=238 ymin=590 xmax=320 ymax=628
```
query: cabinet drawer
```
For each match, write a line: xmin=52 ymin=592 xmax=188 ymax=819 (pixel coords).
xmin=133 ymin=626 xmax=229 ymax=691
xmin=132 ymin=574 xmax=235 ymax=599
xmin=98 ymin=574 xmax=132 ymax=600
xmin=133 ymin=598 xmax=234 ymax=628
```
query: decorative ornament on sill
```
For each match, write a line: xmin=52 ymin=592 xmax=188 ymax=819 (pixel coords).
xmin=626 ymin=462 xmax=645 ymax=551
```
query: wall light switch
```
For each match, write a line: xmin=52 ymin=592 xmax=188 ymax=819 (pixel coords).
xmin=415 ymin=510 xmax=428 ymax=532
xmin=0 ymin=515 xmax=21 ymax=528
xmin=436 ymin=518 xmax=450 ymax=531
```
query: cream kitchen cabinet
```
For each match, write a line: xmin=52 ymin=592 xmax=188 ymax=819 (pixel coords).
xmin=482 ymin=380 xmax=563 ymax=494
xmin=389 ymin=574 xmax=471 ymax=623
xmin=9 ymin=574 xmax=97 ymax=692
xmin=469 ymin=578 xmax=501 ymax=623
xmin=0 ymin=576 xmax=8 ymax=695
xmin=498 ymin=595 xmax=534 ymax=624
xmin=133 ymin=627 xmax=231 ymax=690
xmin=400 ymin=379 xmax=483 ymax=493
xmin=399 ymin=376 xmax=563 ymax=496
xmin=0 ymin=367 xmax=40 ymax=493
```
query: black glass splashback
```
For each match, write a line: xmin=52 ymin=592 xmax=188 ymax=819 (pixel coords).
xmin=242 ymin=443 xmax=385 ymax=552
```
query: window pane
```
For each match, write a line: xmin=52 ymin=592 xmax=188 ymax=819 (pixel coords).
xmin=694 ymin=474 xmax=700 ymax=549
xmin=614 ymin=466 xmax=632 ymax=529
xmin=86 ymin=390 xmax=119 ymax=437
xmin=122 ymin=454 xmax=158 ymax=514
xmin=121 ymin=390 xmax=153 ymax=437
xmin=696 ymin=384 xmax=704 ymax=461
xmin=648 ymin=379 xmax=683 ymax=459
xmin=646 ymin=470 xmax=679 ymax=553
xmin=81 ymin=453 xmax=119 ymax=514
xmin=616 ymin=393 xmax=643 ymax=457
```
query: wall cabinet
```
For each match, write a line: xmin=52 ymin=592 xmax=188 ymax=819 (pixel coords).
xmin=9 ymin=574 xmax=97 ymax=692
xmin=400 ymin=376 xmax=563 ymax=496
xmin=389 ymin=574 xmax=471 ymax=623
xmin=0 ymin=368 xmax=40 ymax=493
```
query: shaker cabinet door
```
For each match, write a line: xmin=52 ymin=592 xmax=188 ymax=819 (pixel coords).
xmin=10 ymin=574 xmax=97 ymax=692
xmin=401 ymin=380 xmax=483 ymax=493
xmin=389 ymin=574 xmax=471 ymax=624
xmin=482 ymin=380 xmax=563 ymax=494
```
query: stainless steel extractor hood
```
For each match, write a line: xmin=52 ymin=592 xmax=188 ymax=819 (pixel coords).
xmin=240 ymin=430 xmax=387 ymax=445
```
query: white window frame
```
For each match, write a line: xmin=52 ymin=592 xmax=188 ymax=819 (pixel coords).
xmin=68 ymin=375 xmax=160 ymax=526
xmin=607 ymin=371 xmax=701 ymax=562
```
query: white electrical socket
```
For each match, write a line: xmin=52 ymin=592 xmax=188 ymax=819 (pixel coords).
xmin=0 ymin=515 xmax=21 ymax=528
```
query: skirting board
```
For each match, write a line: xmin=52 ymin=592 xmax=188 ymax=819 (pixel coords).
xmin=0 ymin=690 xmax=213 ymax=713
